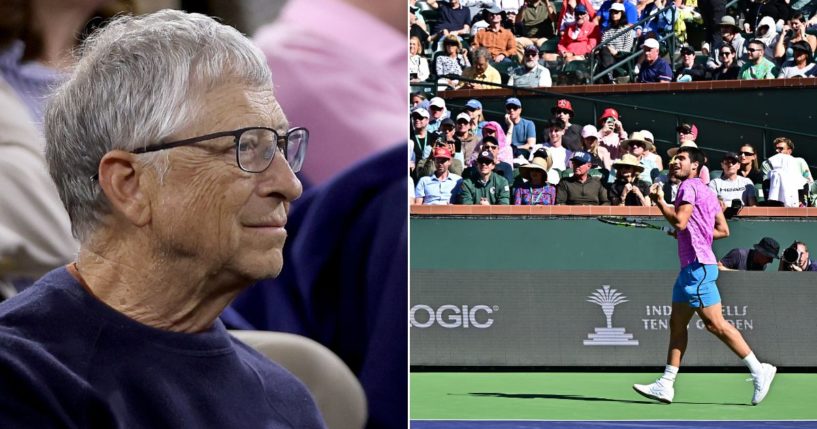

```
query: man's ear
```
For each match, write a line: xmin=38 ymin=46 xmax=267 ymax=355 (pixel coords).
xmin=97 ymin=150 xmax=152 ymax=227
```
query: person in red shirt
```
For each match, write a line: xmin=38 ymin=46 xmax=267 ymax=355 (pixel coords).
xmin=557 ymin=5 xmax=600 ymax=62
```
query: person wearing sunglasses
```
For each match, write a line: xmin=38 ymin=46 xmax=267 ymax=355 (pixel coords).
xmin=706 ymin=15 xmax=747 ymax=71
xmin=0 ymin=11 xmax=328 ymax=428
xmin=736 ymin=143 xmax=764 ymax=184
xmin=739 ymin=39 xmax=778 ymax=79
xmin=712 ymin=45 xmax=740 ymax=80
xmin=674 ymin=45 xmax=708 ymax=82
xmin=508 ymin=45 xmax=553 ymax=88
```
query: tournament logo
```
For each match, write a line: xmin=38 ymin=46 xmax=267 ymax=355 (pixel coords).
xmin=584 ymin=285 xmax=639 ymax=346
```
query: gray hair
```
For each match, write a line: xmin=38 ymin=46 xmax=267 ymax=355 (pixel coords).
xmin=44 ymin=9 xmax=273 ymax=242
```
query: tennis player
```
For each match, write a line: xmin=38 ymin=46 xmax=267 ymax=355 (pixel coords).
xmin=633 ymin=146 xmax=776 ymax=405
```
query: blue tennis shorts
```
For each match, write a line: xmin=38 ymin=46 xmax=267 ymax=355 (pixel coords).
xmin=672 ymin=261 xmax=721 ymax=308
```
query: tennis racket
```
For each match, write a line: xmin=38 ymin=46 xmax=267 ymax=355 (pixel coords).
xmin=597 ymin=216 xmax=674 ymax=234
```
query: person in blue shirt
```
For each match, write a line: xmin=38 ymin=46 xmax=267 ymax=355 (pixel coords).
xmin=504 ymin=96 xmax=537 ymax=160
xmin=637 ymin=38 xmax=674 ymax=82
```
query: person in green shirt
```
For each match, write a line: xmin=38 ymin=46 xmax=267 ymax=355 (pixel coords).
xmin=458 ymin=150 xmax=511 ymax=205
xmin=738 ymin=39 xmax=778 ymax=79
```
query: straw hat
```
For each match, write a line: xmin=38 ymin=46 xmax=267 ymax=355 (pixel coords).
xmin=621 ymin=131 xmax=655 ymax=152
xmin=519 ymin=154 xmax=552 ymax=180
xmin=612 ymin=154 xmax=645 ymax=173
xmin=666 ymin=141 xmax=697 ymax=157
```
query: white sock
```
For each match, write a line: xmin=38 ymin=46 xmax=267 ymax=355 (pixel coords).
xmin=743 ymin=352 xmax=763 ymax=376
xmin=659 ymin=365 xmax=679 ymax=386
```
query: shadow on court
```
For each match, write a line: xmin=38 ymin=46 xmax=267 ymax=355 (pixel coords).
xmin=462 ymin=392 xmax=749 ymax=406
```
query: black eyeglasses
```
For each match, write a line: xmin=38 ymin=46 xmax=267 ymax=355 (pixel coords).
xmin=739 ymin=151 xmax=754 ymax=156
xmin=719 ymin=51 xmax=732 ymax=56
xmin=131 ymin=127 xmax=308 ymax=174
xmin=746 ymin=48 xmax=761 ymax=53
xmin=482 ymin=144 xmax=499 ymax=149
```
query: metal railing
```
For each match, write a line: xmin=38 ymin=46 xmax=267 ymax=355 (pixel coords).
xmin=588 ymin=3 xmax=678 ymax=83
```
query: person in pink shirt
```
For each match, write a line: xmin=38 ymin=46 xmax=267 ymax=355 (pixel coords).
xmin=634 ymin=146 xmax=777 ymax=407
xmin=556 ymin=5 xmax=600 ymax=62
xmin=252 ymin=0 xmax=405 ymax=186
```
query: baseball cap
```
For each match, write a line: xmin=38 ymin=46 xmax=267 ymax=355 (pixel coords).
xmin=791 ymin=40 xmax=812 ymax=54
xmin=610 ymin=2 xmax=625 ymax=11
xmin=722 ymin=151 xmax=740 ymax=162
xmin=598 ymin=107 xmax=619 ymax=122
xmin=440 ymin=118 xmax=455 ymax=127
xmin=456 ymin=112 xmax=472 ymax=122
xmin=642 ymin=38 xmax=660 ymax=50
xmin=524 ymin=45 xmax=539 ymax=55
xmin=465 ymin=99 xmax=482 ymax=110
xmin=679 ymin=45 xmax=695 ymax=55
xmin=477 ymin=150 xmax=495 ymax=163
xmin=676 ymin=123 xmax=698 ymax=139
xmin=411 ymin=107 xmax=429 ymax=118
xmin=581 ymin=125 xmax=599 ymax=139
xmin=433 ymin=146 xmax=452 ymax=159
xmin=575 ymin=4 xmax=588 ymax=14
xmin=505 ymin=97 xmax=522 ymax=108
xmin=430 ymin=97 xmax=446 ymax=109
xmin=551 ymin=98 xmax=574 ymax=114
xmin=571 ymin=151 xmax=592 ymax=165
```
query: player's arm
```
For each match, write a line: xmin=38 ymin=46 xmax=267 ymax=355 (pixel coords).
xmin=650 ymin=183 xmax=691 ymax=229
xmin=712 ymin=209 xmax=729 ymax=240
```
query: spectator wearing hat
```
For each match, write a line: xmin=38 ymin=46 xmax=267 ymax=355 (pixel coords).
xmin=711 ymin=44 xmax=741 ymax=80
xmin=609 ymin=154 xmax=652 ymax=206
xmin=737 ymin=143 xmax=764 ymax=184
xmin=440 ymin=117 xmax=463 ymax=160
xmin=636 ymin=38 xmax=673 ymax=82
xmin=476 ymin=122 xmax=515 ymax=170
xmin=775 ymin=13 xmax=816 ymax=63
xmin=557 ymin=4 xmax=601 ymax=62
xmin=515 ymin=150 xmax=558 ymax=205
xmin=739 ymin=39 xmax=778 ymax=80
xmin=777 ymin=241 xmax=817 ymax=272
xmin=411 ymin=107 xmax=441 ymax=165
xmin=417 ymin=135 xmax=465 ymax=180
xmin=464 ymin=99 xmax=487 ymax=137
xmin=550 ymin=99 xmax=584 ymax=153
xmin=640 ymin=130 xmax=664 ymax=171
xmin=718 ymin=237 xmax=780 ymax=271
xmin=472 ymin=5 xmax=517 ymax=63
xmin=675 ymin=45 xmax=708 ymax=82
xmin=597 ymin=107 xmax=627 ymax=161
xmin=427 ymin=0 xmax=472 ymax=45
xmin=708 ymin=152 xmax=757 ymax=208
xmin=706 ymin=16 xmax=747 ymax=70
xmin=504 ymin=97 xmax=538 ymax=160
xmin=676 ymin=122 xmax=698 ymax=145
xmin=597 ymin=2 xmax=634 ymax=83
xmin=427 ymin=97 xmax=449 ymax=134
xmin=777 ymin=40 xmax=815 ymax=78
xmin=436 ymin=35 xmax=471 ymax=91
xmin=557 ymin=151 xmax=610 ymax=205
xmin=514 ymin=0 xmax=558 ymax=59
xmin=543 ymin=118 xmax=572 ymax=173
xmin=455 ymin=112 xmax=480 ymax=162
xmin=415 ymin=146 xmax=463 ymax=205
xmin=596 ymin=0 xmax=638 ymax=32
xmin=460 ymin=47 xmax=502 ymax=89
xmin=621 ymin=131 xmax=659 ymax=183
xmin=581 ymin=124 xmax=613 ymax=171
xmin=558 ymin=0 xmax=597 ymax=33
xmin=458 ymin=149 xmax=511 ymax=204
xmin=508 ymin=45 xmax=553 ymax=87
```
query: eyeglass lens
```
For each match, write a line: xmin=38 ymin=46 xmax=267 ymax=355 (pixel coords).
xmin=237 ymin=128 xmax=308 ymax=173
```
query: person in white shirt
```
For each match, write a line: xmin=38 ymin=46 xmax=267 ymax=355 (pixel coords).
xmin=708 ymin=152 xmax=757 ymax=208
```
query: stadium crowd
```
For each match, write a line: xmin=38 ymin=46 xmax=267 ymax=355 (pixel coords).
xmin=410 ymin=96 xmax=816 ymax=208
xmin=409 ymin=0 xmax=817 ymax=86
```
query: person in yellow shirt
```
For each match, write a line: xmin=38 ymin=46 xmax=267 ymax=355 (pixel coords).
xmin=459 ymin=47 xmax=502 ymax=89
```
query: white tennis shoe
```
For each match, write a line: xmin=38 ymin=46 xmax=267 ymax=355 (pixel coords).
xmin=633 ymin=380 xmax=674 ymax=404
xmin=751 ymin=363 xmax=777 ymax=405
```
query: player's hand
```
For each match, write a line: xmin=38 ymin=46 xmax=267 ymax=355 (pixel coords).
xmin=649 ymin=183 xmax=664 ymax=202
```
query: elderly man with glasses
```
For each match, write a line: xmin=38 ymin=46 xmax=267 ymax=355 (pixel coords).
xmin=0 ymin=11 xmax=324 ymax=428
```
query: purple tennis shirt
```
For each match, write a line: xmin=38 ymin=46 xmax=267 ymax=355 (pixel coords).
xmin=674 ymin=177 xmax=719 ymax=268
